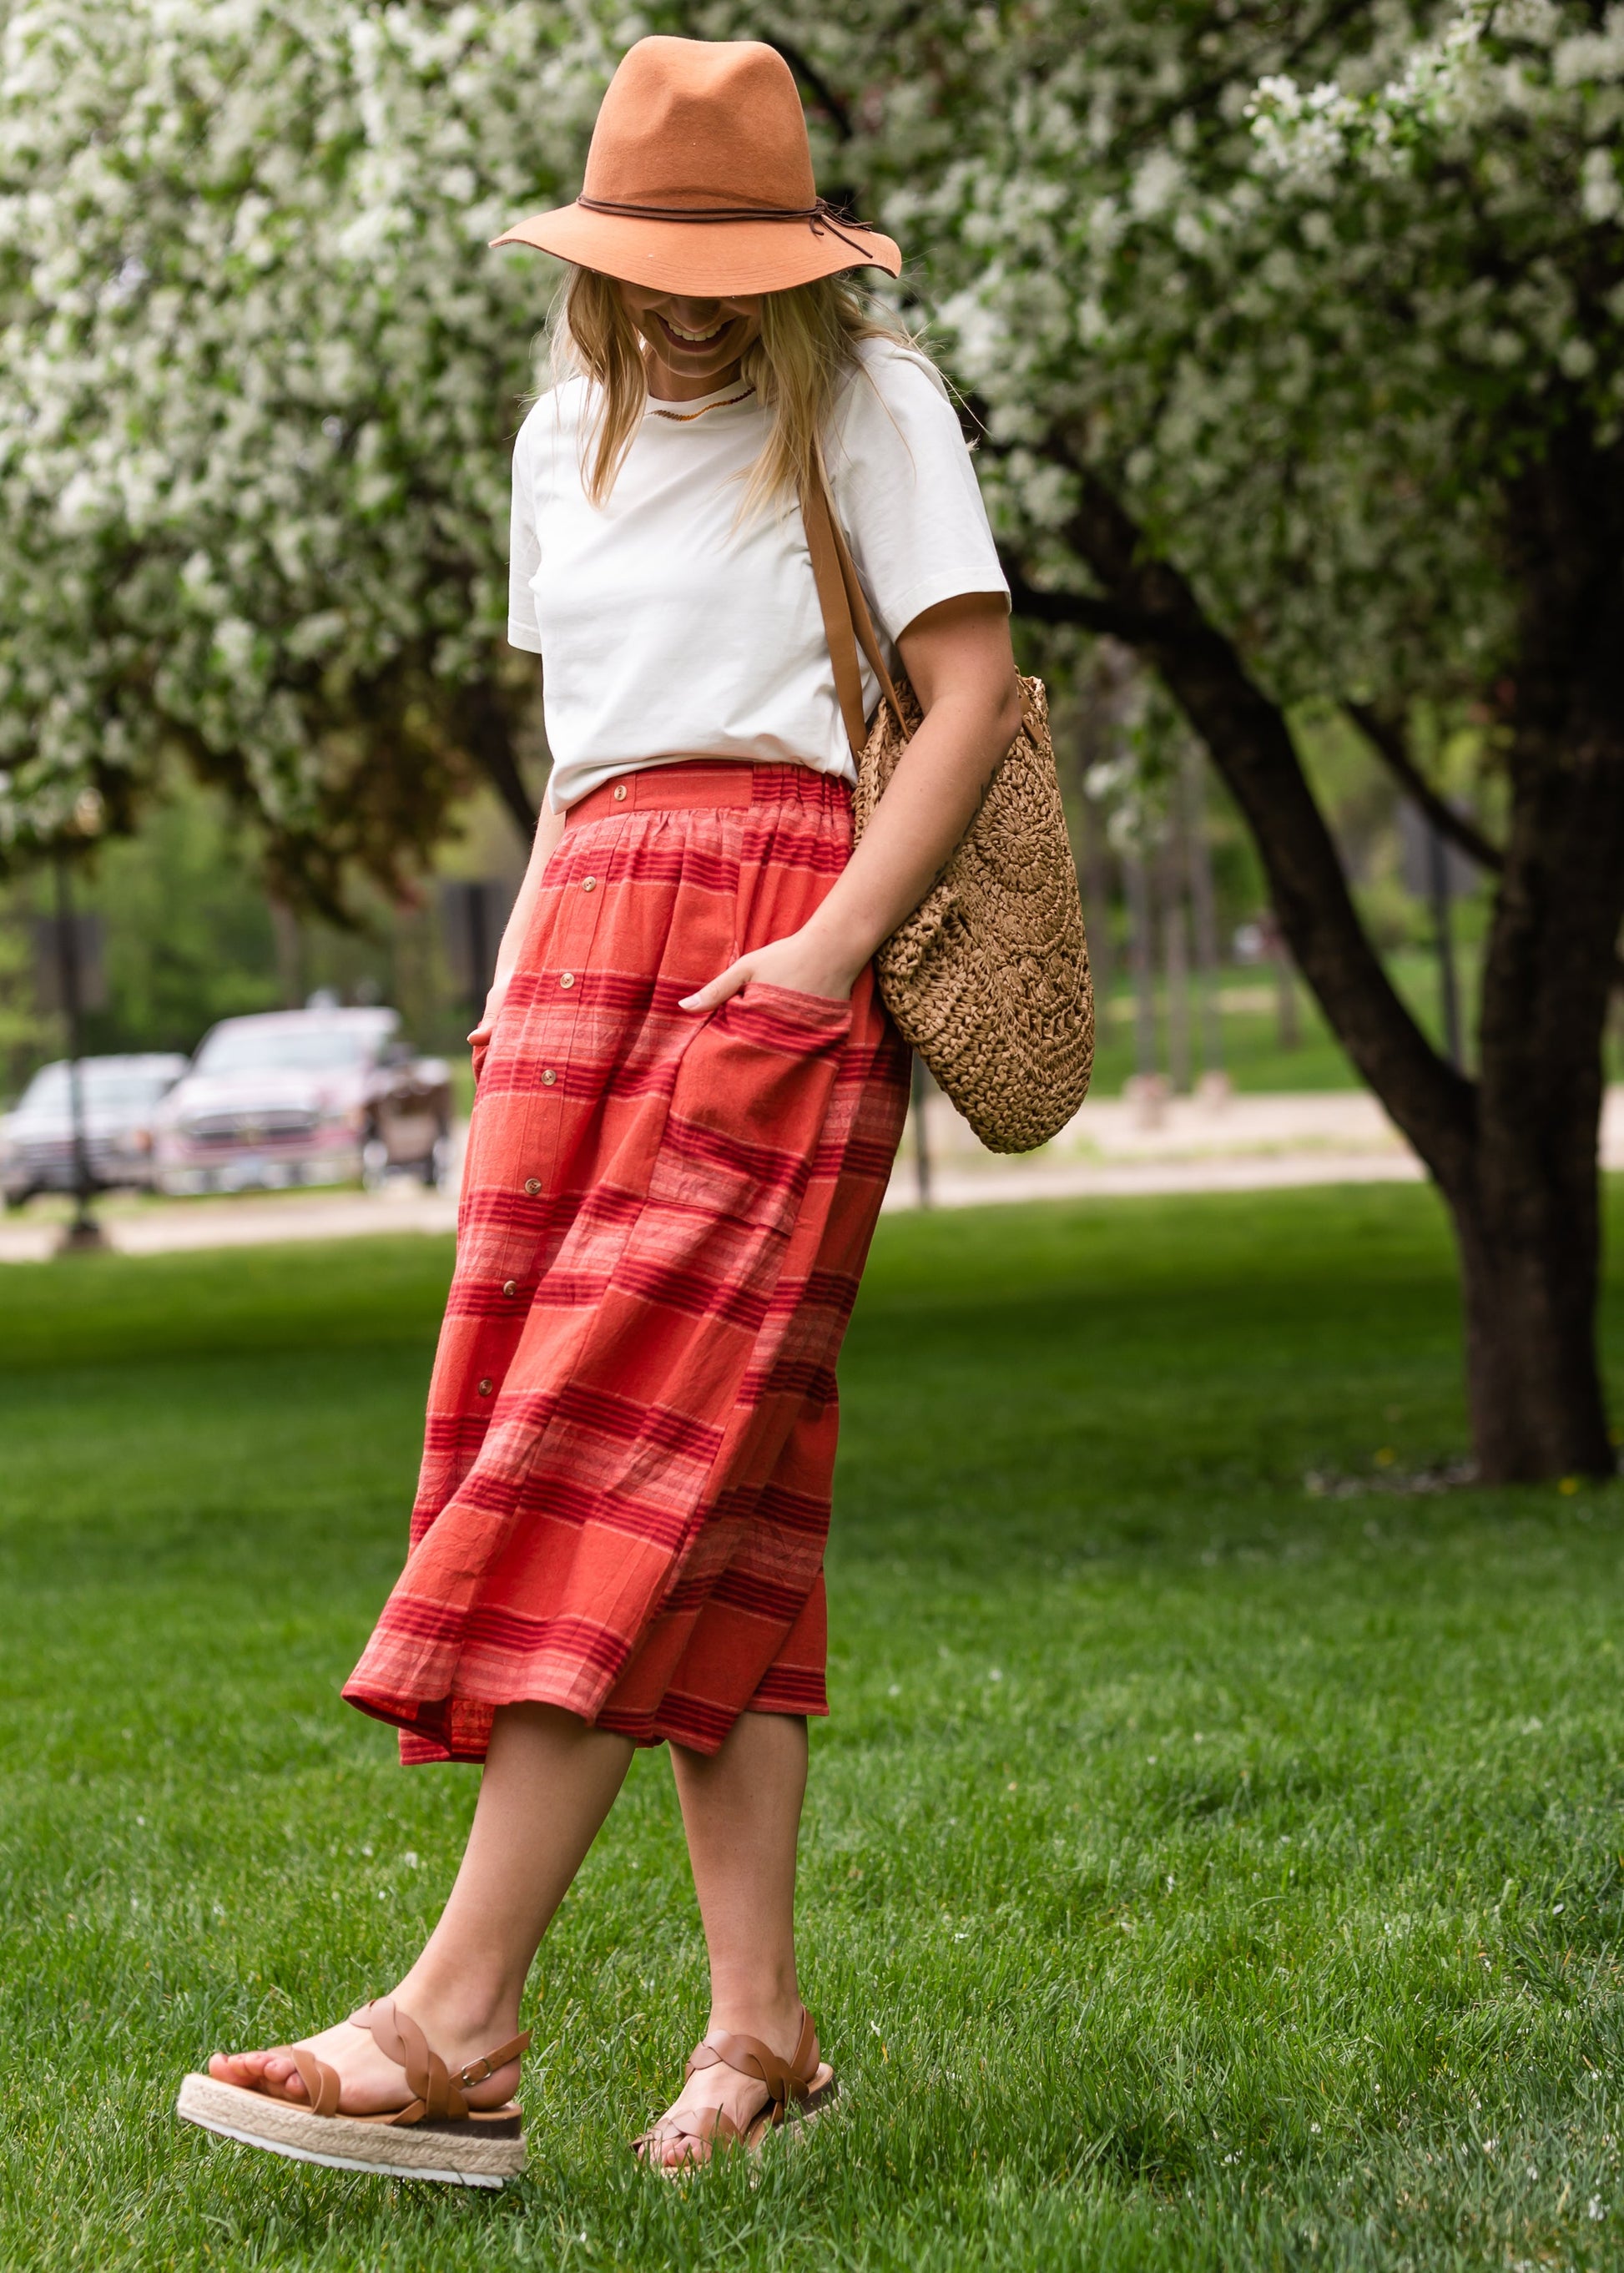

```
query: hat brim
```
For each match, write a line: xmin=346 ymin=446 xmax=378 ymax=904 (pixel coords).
xmin=490 ymin=203 xmax=902 ymax=296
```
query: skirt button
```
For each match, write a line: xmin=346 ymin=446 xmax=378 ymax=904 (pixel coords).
xmin=502 ymin=1280 xmax=517 ymax=1298
xmin=477 ymin=1378 xmax=494 ymax=1397
xmin=542 ymin=1068 xmax=557 ymax=1086
xmin=559 ymin=971 xmax=575 ymax=989
xmin=523 ymin=1177 xmax=542 ymax=1197
xmin=613 ymin=783 xmax=628 ymax=801
xmin=582 ymin=877 xmax=598 ymax=892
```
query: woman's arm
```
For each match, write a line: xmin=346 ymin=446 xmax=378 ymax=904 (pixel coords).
xmin=679 ymin=592 xmax=1021 ymax=1012
xmin=467 ymin=797 xmax=567 ymax=1051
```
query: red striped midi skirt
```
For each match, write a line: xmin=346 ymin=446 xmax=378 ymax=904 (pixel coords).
xmin=343 ymin=761 xmax=910 ymax=1761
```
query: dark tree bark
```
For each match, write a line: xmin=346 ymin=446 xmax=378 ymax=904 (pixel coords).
xmin=1345 ymin=701 xmax=1505 ymax=874
xmin=1011 ymin=432 xmax=1624 ymax=1480
xmin=1456 ymin=431 xmax=1624 ymax=1479
xmin=460 ymin=679 xmax=540 ymax=843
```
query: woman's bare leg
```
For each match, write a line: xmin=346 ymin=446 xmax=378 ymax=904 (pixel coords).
xmin=209 ymin=1703 xmax=633 ymax=2113
xmin=642 ymin=1710 xmax=821 ymax=2163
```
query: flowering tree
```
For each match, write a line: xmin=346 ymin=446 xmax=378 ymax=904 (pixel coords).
xmin=3 ymin=0 xmax=1621 ymax=1477
xmin=748 ymin=0 xmax=1620 ymax=1484
xmin=0 ymin=0 xmax=614 ymax=906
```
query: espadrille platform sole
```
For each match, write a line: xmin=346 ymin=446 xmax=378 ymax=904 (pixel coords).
xmin=178 ymin=1996 xmax=531 ymax=2188
xmin=175 ymin=2072 xmax=526 ymax=2187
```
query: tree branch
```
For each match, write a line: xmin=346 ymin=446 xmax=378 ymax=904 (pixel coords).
xmin=1047 ymin=451 xmax=1478 ymax=1188
xmin=1344 ymin=700 xmax=1505 ymax=874
xmin=1000 ymin=556 xmax=1157 ymax=642
xmin=461 ymin=681 xmax=540 ymax=843
xmin=761 ymin=36 xmax=853 ymax=142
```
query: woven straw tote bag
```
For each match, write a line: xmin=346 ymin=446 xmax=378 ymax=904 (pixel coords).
xmin=799 ymin=466 xmax=1094 ymax=1154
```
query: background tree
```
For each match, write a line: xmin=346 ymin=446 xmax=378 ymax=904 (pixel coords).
xmin=724 ymin=0 xmax=1621 ymax=1483
xmin=0 ymin=0 xmax=613 ymax=909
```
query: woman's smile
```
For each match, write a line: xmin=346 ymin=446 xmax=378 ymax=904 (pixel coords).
xmin=656 ymin=311 xmax=733 ymax=347
xmin=618 ymin=284 xmax=764 ymax=398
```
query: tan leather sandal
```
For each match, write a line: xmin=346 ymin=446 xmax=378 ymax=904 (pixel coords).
xmin=633 ymin=2006 xmax=837 ymax=2170
xmin=175 ymin=1996 xmax=530 ymax=2188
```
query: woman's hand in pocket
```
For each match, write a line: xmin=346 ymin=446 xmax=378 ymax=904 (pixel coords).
xmin=679 ymin=925 xmax=864 ymax=1015
xmin=467 ymin=970 xmax=513 ymax=1055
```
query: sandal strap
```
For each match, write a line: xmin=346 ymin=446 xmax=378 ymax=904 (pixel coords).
xmin=787 ymin=2007 xmax=818 ymax=2093
xmin=457 ymin=2030 xmax=531 ymax=2086
xmin=349 ymin=1998 xmax=529 ymax=2126
xmin=633 ymin=2107 xmax=743 ymax=2158
xmin=683 ymin=2007 xmax=820 ymax=2109
xmin=285 ymin=2045 xmax=341 ymax=2119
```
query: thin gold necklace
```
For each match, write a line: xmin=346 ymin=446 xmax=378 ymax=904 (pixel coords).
xmin=648 ymin=384 xmax=757 ymax=423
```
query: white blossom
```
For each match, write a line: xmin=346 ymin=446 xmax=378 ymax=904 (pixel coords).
xmin=3 ymin=0 xmax=1621 ymax=874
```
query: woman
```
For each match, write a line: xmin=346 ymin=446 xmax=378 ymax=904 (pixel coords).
xmin=179 ymin=34 xmax=1018 ymax=2183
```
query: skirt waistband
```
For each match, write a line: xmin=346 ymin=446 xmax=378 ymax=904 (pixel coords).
xmin=564 ymin=760 xmax=852 ymax=829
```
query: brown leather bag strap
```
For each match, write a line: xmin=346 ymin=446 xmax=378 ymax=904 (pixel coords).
xmin=799 ymin=461 xmax=909 ymax=761
xmin=799 ymin=464 xmax=868 ymax=760
xmin=825 ymin=485 xmax=907 ymax=733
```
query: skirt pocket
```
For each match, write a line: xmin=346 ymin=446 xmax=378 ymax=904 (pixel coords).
xmin=648 ymin=981 xmax=854 ymax=1236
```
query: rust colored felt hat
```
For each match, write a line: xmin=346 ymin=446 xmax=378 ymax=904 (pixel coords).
xmin=491 ymin=37 xmax=901 ymax=297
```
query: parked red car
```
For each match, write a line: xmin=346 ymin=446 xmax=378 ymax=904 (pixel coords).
xmin=153 ymin=1009 xmax=451 ymax=1196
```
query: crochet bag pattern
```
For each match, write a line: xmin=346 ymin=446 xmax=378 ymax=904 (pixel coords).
xmin=800 ymin=467 xmax=1094 ymax=1154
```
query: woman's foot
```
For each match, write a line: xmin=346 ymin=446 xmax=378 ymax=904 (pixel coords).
xmin=207 ymin=1997 xmax=523 ymax=2116
xmin=636 ymin=2003 xmax=830 ymax=2169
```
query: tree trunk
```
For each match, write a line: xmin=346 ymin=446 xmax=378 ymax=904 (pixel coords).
xmin=1123 ymin=843 xmax=1159 ymax=1081
xmin=1451 ymin=430 xmax=1624 ymax=1478
xmin=1455 ymin=1197 xmax=1609 ymax=1479
xmin=1161 ymin=840 xmax=1192 ymax=1094
xmin=1026 ymin=435 xmax=1624 ymax=1480
xmin=1079 ymin=793 xmax=1115 ymax=1002
xmin=1182 ymin=745 xmax=1224 ymax=1080
xmin=461 ymin=678 xmax=540 ymax=843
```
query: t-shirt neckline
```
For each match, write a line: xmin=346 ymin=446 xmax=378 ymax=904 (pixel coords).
xmin=644 ymin=378 xmax=759 ymax=418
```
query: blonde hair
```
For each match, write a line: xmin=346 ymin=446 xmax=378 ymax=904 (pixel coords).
xmin=554 ymin=267 xmax=912 ymax=516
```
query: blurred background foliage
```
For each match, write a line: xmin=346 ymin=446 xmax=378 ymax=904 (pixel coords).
xmin=1 ymin=699 xmax=1541 ymax=1102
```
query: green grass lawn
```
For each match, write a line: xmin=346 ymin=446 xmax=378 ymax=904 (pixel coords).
xmin=3 ymin=1186 xmax=1623 ymax=2270
xmin=1086 ymin=974 xmax=1359 ymax=1095
xmin=1084 ymin=946 xmax=1624 ymax=1096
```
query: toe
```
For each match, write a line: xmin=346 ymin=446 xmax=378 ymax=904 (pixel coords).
xmin=205 ymin=2048 xmax=306 ymax=2099
xmin=635 ymin=2122 xmax=695 ymax=2169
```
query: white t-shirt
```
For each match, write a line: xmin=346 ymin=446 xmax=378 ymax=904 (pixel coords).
xmin=506 ymin=339 xmax=1009 ymax=812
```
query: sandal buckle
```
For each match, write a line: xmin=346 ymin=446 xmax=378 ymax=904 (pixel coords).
xmin=458 ymin=2056 xmax=494 ymax=2086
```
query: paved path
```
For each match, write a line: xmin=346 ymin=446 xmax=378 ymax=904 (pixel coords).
xmin=5 ymin=1085 xmax=1622 ymax=1261
xmin=0 ymin=1169 xmax=461 ymax=1264
xmin=879 ymin=1145 xmax=1425 ymax=1212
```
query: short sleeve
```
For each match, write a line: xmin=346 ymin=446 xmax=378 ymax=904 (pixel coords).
xmin=826 ymin=344 xmax=1009 ymax=647
xmin=507 ymin=413 xmax=544 ymax=656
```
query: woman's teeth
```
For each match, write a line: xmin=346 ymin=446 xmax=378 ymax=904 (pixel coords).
xmin=663 ymin=316 xmax=727 ymax=344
